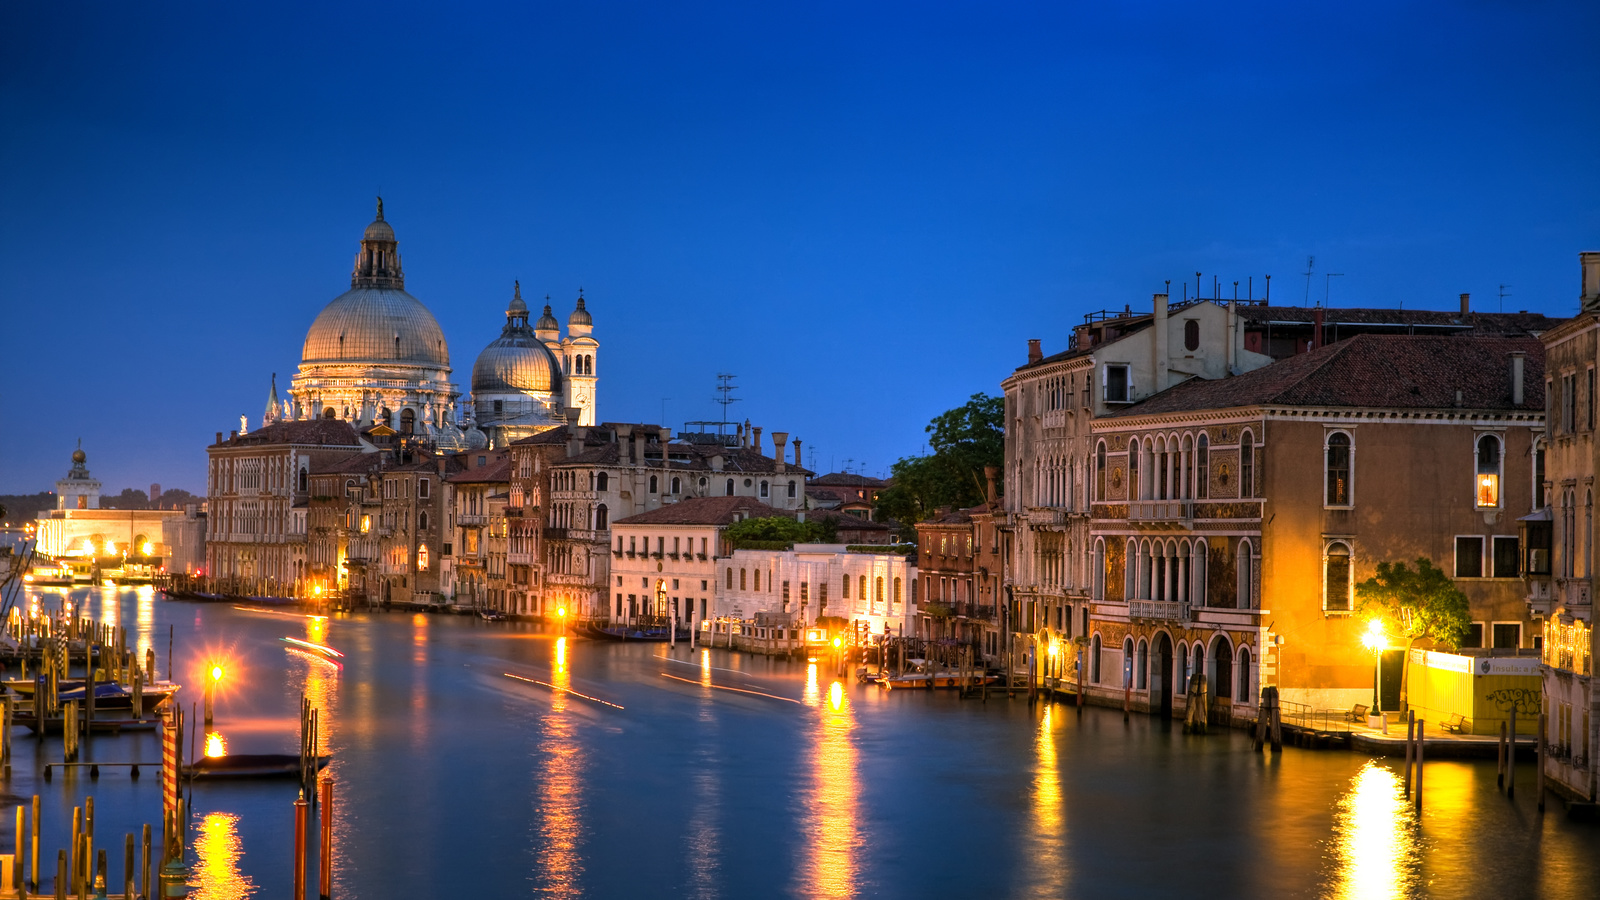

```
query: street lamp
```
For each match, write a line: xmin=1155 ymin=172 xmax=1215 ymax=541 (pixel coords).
xmin=204 ymin=662 xmax=224 ymax=728
xmin=1361 ymin=619 xmax=1386 ymax=731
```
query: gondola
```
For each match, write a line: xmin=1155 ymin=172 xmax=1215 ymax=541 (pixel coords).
xmin=581 ymin=621 xmax=690 ymax=643
xmin=185 ymin=753 xmax=332 ymax=780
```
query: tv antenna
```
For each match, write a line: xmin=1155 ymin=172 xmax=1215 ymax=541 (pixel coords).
xmin=713 ymin=374 xmax=740 ymax=428
xmin=1324 ymin=273 xmax=1344 ymax=308
xmin=1499 ymin=284 xmax=1512 ymax=313
xmin=1303 ymin=256 xmax=1316 ymax=305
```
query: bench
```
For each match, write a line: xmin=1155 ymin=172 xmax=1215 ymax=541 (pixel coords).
xmin=1442 ymin=713 xmax=1469 ymax=734
xmin=1344 ymin=704 xmax=1369 ymax=723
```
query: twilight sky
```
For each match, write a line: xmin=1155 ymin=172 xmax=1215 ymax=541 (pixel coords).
xmin=2 ymin=1 xmax=1597 ymax=496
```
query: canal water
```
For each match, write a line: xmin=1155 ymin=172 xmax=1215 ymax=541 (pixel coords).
xmin=11 ymin=585 xmax=1600 ymax=899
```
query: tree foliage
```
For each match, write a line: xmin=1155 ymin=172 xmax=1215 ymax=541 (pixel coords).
xmin=722 ymin=516 xmax=835 ymax=548
xmin=875 ymin=393 xmax=1003 ymax=532
xmin=1355 ymin=557 xmax=1472 ymax=651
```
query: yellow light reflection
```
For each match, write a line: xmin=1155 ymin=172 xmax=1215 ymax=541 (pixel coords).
xmin=798 ymin=668 xmax=859 ymax=898
xmin=135 ymin=585 xmax=154 ymax=666
xmin=1022 ymin=702 xmax=1066 ymax=898
xmin=306 ymin=615 xmax=328 ymax=646
xmin=535 ymin=636 xmax=584 ymax=894
xmin=204 ymin=732 xmax=227 ymax=758
xmin=190 ymin=812 xmax=256 ymax=900
xmin=688 ymin=647 xmax=721 ymax=899
xmin=1330 ymin=762 xmax=1419 ymax=900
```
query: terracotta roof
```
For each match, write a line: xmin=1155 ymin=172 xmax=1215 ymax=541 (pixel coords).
xmin=801 ymin=508 xmax=891 ymax=531
xmin=611 ymin=496 xmax=788 ymax=527
xmin=1234 ymin=305 xmax=1559 ymax=334
xmin=1109 ymin=335 xmax=1545 ymax=417
xmin=215 ymin=420 xmax=362 ymax=448
xmin=313 ymin=452 xmax=381 ymax=476
xmin=808 ymin=473 xmax=889 ymax=488
xmin=918 ymin=506 xmax=976 ymax=526
xmin=447 ymin=457 xmax=512 ymax=484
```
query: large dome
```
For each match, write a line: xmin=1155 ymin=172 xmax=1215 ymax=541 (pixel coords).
xmin=472 ymin=335 xmax=562 ymax=394
xmin=301 ymin=287 xmax=450 ymax=367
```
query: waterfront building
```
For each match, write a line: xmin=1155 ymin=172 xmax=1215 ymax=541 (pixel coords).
xmin=1529 ymin=251 xmax=1600 ymax=802
xmin=913 ymin=475 xmax=1006 ymax=660
xmin=34 ymin=443 xmax=188 ymax=573
xmin=443 ymin=453 xmax=511 ymax=610
xmin=608 ymin=496 xmax=773 ymax=628
xmin=205 ymin=420 xmax=368 ymax=593
xmin=719 ymin=543 xmax=918 ymax=637
xmin=1083 ymin=334 xmax=1544 ymax=724
xmin=304 ymin=452 xmax=380 ymax=597
xmin=507 ymin=421 xmax=812 ymax=621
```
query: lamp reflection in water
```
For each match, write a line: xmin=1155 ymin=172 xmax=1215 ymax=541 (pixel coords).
xmin=1022 ymin=701 xmax=1067 ymax=898
xmin=1329 ymin=761 xmax=1419 ymax=900
xmin=190 ymin=811 xmax=257 ymax=900
xmin=797 ymin=662 xmax=859 ymax=899
xmin=533 ymin=636 xmax=585 ymax=895
xmin=136 ymin=584 xmax=155 ymax=666
xmin=687 ymin=648 xmax=722 ymax=900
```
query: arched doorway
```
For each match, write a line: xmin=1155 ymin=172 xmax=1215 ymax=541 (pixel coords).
xmin=1151 ymin=632 xmax=1173 ymax=718
xmin=1211 ymin=636 xmax=1234 ymax=704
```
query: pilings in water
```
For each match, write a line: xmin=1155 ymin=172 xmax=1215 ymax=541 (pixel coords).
xmin=1183 ymin=673 xmax=1209 ymax=734
xmin=1253 ymin=687 xmax=1282 ymax=752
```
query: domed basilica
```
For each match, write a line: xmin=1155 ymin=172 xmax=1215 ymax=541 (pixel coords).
xmin=273 ymin=200 xmax=598 ymax=449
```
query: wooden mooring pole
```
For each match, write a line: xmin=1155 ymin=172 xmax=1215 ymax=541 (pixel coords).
xmin=1404 ymin=711 xmax=1415 ymax=796
xmin=293 ymin=792 xmax=308 ymax=900
xmin=1508 ymin=705 xmax=1517 ymax=800
xmin=319 ymin=779 xmax=334 ymax=900
xmin=1414 ymin=719 xmax=1424 ymax=814
xmin=1498 ymin=720 xmax=1507 ymax=788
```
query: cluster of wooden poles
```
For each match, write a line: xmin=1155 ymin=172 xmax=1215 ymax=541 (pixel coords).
xmin=0 ymin=792 xmax=179 ymax=899
xmin=1495 ymin=704 xmax=1549 ymax=812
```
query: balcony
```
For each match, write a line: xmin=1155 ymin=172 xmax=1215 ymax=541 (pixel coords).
xmin=1128 ymin=500 xmax=1193 ymax=528
xmin=458 ymin=513 xmax=487 ymax=526
xmin=1564 ymin=580 xmax=1592 ymax=610
xmin=1027 ymin=508 xmax=1068 ymax=526
xmin=543 ymin=527 xmax=568 ymax=541
xmin=1525 ymin=577 xmax=1554 ymax=618
xmin=1129 ymin=599 xmax=1186 ymax=621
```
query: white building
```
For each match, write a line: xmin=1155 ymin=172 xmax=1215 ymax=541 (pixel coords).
xmin=719 ymin=545 xmax=917 ymax=637
xmin=607 ymin=495 xmax=771 ymax=628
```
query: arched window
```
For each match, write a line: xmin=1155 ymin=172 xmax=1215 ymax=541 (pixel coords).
xmin=1191 ymin=643 xmax=1205 ymax=691
xmin=1193 ymin=539 xmax=1208 ymax=607
xmin=594 ymin=503 xmax=608 ymax=530
xmin=323 ymin=408 xmax=337 ymax=420
xmin=740 ymin=569 xmax=748 ymax=590
xmin=787 ymin=480 xmax=797 ymax=498
xmin=649 ymin=475 xmax=658 ymax=494
xmin=1239 ymin=429 xmax=1255 ymax=498
xmin=842 ymin=575 xmax=851 ymax=599
xmin=759 ymin=481 xmax=770 ymax=498
xmin=671 ymin=476 xmax=681 ymax=494
xmin=400 ymin=408 xmax=416 ymax=435
xmin=1092 ymin=538 xmax=1106 ymax=601
xmin=1129 ymin=439 xmax=1141 ymax=500
xmin=754 ymin=569 xmax=761 ymax=591
xmin=1237 ymin=540 xmax=1254 ymax=609
xmin=1476 ymin=433 xmax=1502 ymax=508
xmin=418 ymin=512 xmax=429 ymax=531
xmin=1123 ymin=637 xmax=1135 ymax=687
xmin=1096 ymin=441 xmax=1107 ymax=501
xmin=875 ymin=577 xmax=884 ymax=602
xmin=1091 ymin=635 xmax=1103 ymax=683
xmin=1211 ymin=637 xmax=1233 ymax=700
xmin=1184 ymin=319 xmax=1200 ymax=351
xmin=726 ymin=568 xmax=734 ymax=589
xmin=893 ymin=577 xmax=902 ymax=604
xmin=1237 ymin=647 xmax=1252 ymax=703
xmin=1325 ymin=432 xmax=1352 ymax=506
xmin=1196 ymin=434 xmax=1209 ymax=499
xmin=859 ymin=575 xmax=868 ymax=603
xmin=725 ymin=479 xmax=735 ymax=496
xmin=298 ymin=468 xmax=308 ymax=492
xmin=1324 ymin=541 xmax=1352 ymax=611
xmin=1136 ymin=639 xmax=1149 ymax=689
xmin=596 ymin=472 xmax=609 ymax=491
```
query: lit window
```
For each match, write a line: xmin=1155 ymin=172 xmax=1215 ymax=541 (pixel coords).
xmin=1476 ymin=434 xmax=1501 ymax=508
xmin=1325 ymin=432 xmax=1351 ymax=506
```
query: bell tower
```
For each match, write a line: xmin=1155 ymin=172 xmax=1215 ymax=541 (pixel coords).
xmin=565 ymin=289 xmax=598 ymax=426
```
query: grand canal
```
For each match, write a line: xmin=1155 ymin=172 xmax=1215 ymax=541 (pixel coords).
xmin=11 ymin=585 xmax=1600 ymax=899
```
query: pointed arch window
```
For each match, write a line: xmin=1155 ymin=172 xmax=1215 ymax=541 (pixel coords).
xmin=1475 ymin=433 xmax=1502 ymax=508
xmin=1240 ymin=429 xmax=1255 ymax=499
xmin=1095 ymin=441 xmax=1107 ymax=501
xmin=1323 ymin=541 xmax=1352 ymax=612
xmin=1129 ymin=439 xmax=1141 ymax=500
xmin=1325 ymin=432 xmax=1352 ymax=507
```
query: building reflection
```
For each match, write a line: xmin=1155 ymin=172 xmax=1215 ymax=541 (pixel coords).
xmin=190 ymin=811 xmax=257 ymax=900
xmin=135 ymin=585 xmax=155 ymax=666
xmin=798 ymin=662 xmax=859 ymax=899
xmin=1329 ymin=762 xmax=1419 ymax=900
xmin=534 ymin=636 xmax=584 ymax=895
xmin=1022 ymin=701 xmax=1066 ymax=898
xmin=687 ymin=649 xmax=722 ymax=899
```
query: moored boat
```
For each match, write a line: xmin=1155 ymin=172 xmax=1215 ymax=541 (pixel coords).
xmin=184 ymin=753 xmax=332 ymax=780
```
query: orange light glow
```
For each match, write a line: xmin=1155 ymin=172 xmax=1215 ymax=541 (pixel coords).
xmin=210 ymin=664 xmax=224 ymax=683
xmin=557 ymin=606 xmax=567 ymax=618
xmin=831 ymin=637 xmax=842 ymax=649
xmin=204 ymin=732 xmax=227 ymax=758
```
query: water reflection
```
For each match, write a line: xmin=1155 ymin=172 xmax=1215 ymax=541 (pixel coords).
xmin=798 ymin=663 xmax=859 ymax=899
xmin=687 ymin=648 xmax=722 ymax=899
xmin=191 ymin=811 xmax=257 ymax=900
xmin=1022 ymin=701 xmax=1066 ymax=898
xmin=135 ymin=585 xmax=155 ymax=665
xmin=533 ymin=636 xmax=584 ymax=895
xmin=1329 ymin=762 xmax=1420 ymax=900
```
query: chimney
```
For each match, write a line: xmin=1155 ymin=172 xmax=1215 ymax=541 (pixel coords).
xmin=1312 ymin=307 xmax=1325 ymax=350
xmin=1582 ymin=251 xmax=1600 ymax=312
xmin=1511 ymin=351 xmax=1526 ymax=406
xmin=752 ymin=426 xmax=763 ymax=455
xmin=710 ymin=454 xmax=724 ymax=472
xmin=1027 ymin=339 xmax=1043 ymax=364
xmin=229 ymin=430 xmax=237 ymax=441
xmin=771 ymin=431 xmax=789 ymax=473
xmin=215 ymin=432 xmax=223 ymax=445
xmin=1460 ymin=293 xmax=1471 ymax=315
xmin=984 ymin=466 xmax=998 ymax=505
xmin=744 ymin=420 xmax=752 ymax=448
xmin=1153 ymin=292 xmax=1169 ymax=392
xmin=735 ymin=423 xmax=744 ymax=446
xmin=631 ymin=431 xmax=643 ymax=467
xmin=615 ymin=424 xmax=634 ymax=463
xmin=658 ymin=426 xmax=671 ymax=447
xmin=437 ymin=456 xmax=447 ymax=476
xmin=567 ymin=425 xmax=586 ymax=458
xmin=792 ymin=438 xmax=802 ymax=469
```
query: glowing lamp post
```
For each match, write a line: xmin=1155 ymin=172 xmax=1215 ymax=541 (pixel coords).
xmin=204 ymin=662 xmax=224 ymax=728
xmin=1362 ymin=620 xmax=1387 ymax=732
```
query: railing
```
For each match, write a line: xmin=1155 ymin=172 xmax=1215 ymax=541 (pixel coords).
xmin=1129 ymin=599 xmax=1185 ymax=620
xmin=1277 ymin=699 xmax=1353 ymax=734
xmin=458 ymin=513 xmax=487 ymax=526
xmin=1565 ymin=580 xmax=1592 ymax=608
xmin=1027 ymin=508 xmax=1068 ymax=525
xmin=1128 ymin=500 xmax=1193 ymax=525
xmin=543 ymin=527 xmax=568 ymax=540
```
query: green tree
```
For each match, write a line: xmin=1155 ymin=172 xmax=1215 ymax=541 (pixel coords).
xmin=874 ymin=393 xmax=1003 ymax=534
xmin=722 ymin=516 xmax=831 ymax=548
xmin=1355 ymin=557 xmax=1473 ymax=713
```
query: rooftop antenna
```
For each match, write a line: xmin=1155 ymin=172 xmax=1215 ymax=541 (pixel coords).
xmin=1498 ymin=284 xmax=1512 ymax=313
xmin=1303 ymin=256 xmax=1316 ymax=305
xmin=1233 ymin=281 xmax=1239 ymax=302
xmin=1196 ymin=272 xmax=1202 ymax=302
xmin=1265 ymin=274 xmax=1271 ymax=303
xmin=713 ymin=374 xmax=740 ymax=432
xmin=1324 ymin=273 xmax=1344 ymax=308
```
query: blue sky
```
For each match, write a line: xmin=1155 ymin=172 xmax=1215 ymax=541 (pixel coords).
xmin=2 ymin=1 xmax=1597 ymax=494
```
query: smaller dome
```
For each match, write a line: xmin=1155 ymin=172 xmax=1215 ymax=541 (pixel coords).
xmin=363 ymin=196 xmax=394 ymax=242
xmin=536 ymin=304 xmax=560 ymax=332
xmin=568 ymin=296 xmax=592 ymax=327
xmin=508 ymin=281 xmax=528 ymax=314
xmin=72 ymin=448 xmax=86 ymax=464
